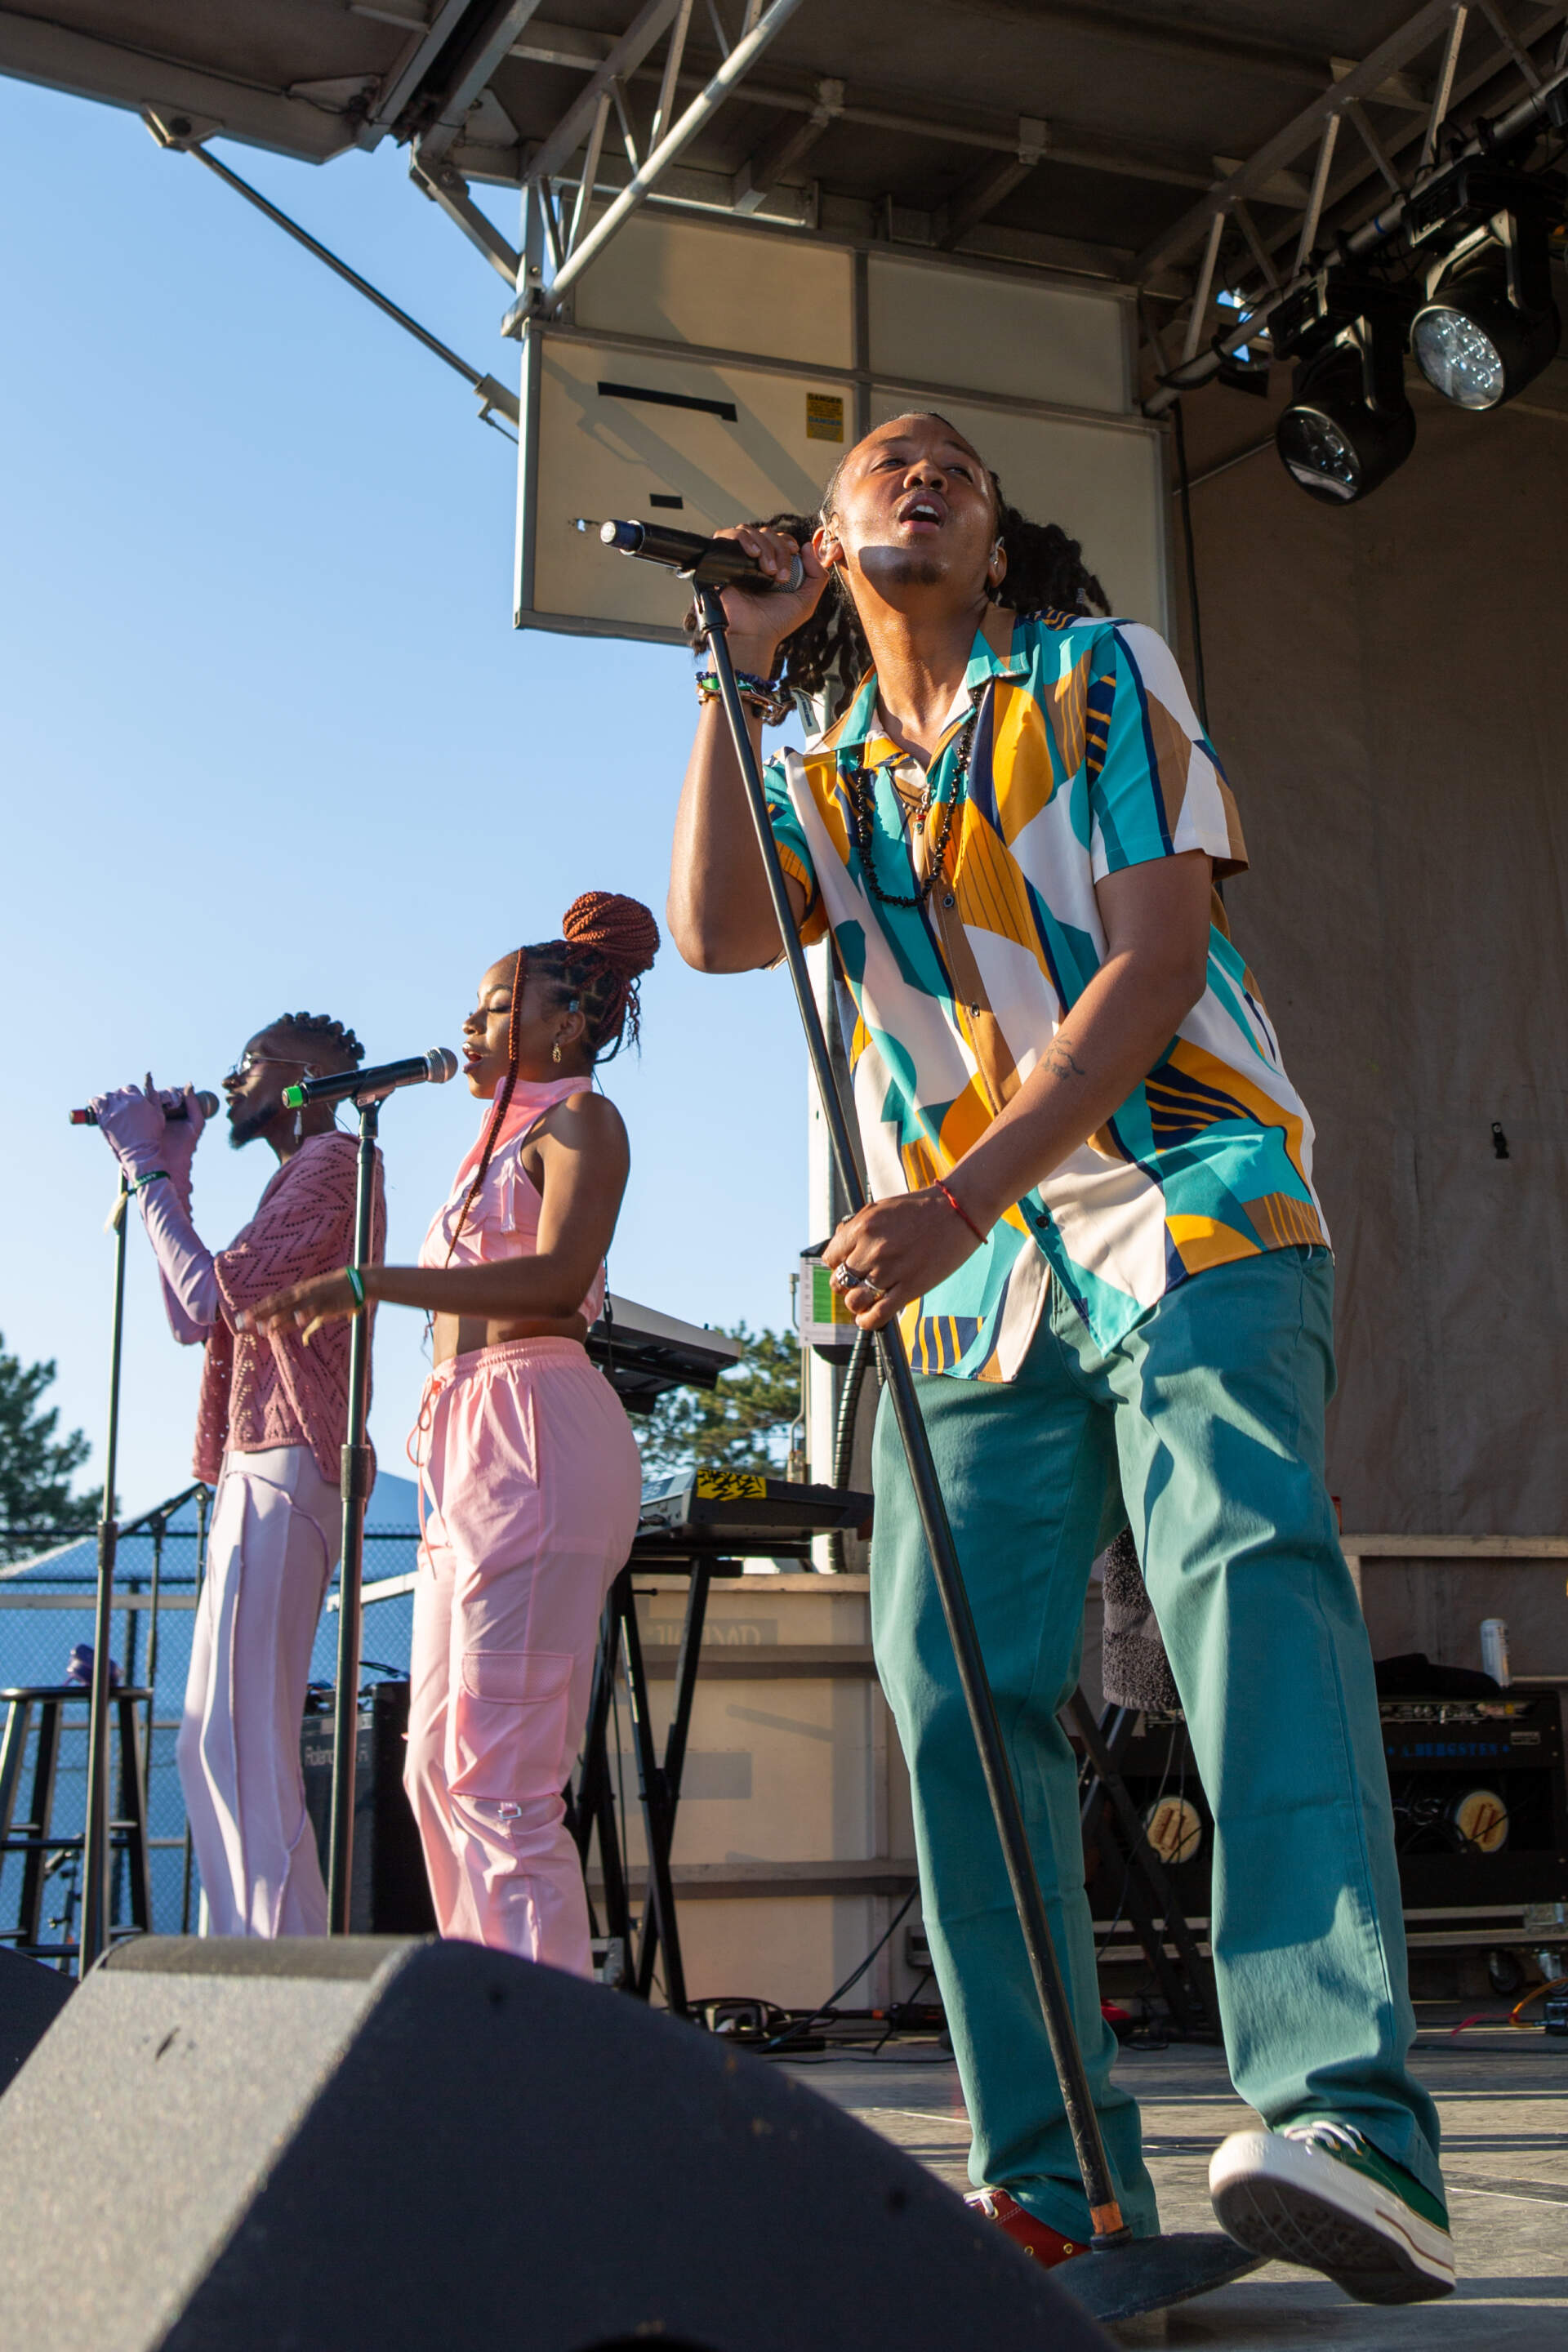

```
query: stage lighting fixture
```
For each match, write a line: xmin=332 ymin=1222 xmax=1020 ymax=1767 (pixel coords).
xmin=1407 ymin=160 xmax=1564 ymax=410
xmin=1412 ymin=234 xmax=1561 ymax=409
xmin=1275 ymin=315 xmax=1415 ymax=505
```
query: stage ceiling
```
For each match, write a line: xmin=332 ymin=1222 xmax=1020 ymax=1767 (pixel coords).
xmin=2 ymin=4 xmax=1566 ymax=329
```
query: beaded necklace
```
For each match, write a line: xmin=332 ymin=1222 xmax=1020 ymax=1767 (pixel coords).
xmin=845 ymin=703 xmax=979 ymax=913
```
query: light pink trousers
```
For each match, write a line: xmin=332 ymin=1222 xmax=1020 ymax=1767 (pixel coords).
xmin=178 ymin=1444 xmax=340 ymax=1937
xmin=406 ymin=1337 xmax=642 ymax=1975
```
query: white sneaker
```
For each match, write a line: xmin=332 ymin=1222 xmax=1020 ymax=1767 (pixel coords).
xmin=1209 ymin=2121 xmax=1455 ymax=2304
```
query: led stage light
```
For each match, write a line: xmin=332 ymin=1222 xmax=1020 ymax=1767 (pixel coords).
xmin=1411 ymin=238 xmax=1561 ymax=410
xmin=1407 ymin=160 xmax=1563 ymax=411
xmin=1276 ymin=314 xmax=1415 ymax=506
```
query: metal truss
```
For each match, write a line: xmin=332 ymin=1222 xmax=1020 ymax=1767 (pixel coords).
xmin=473 ymin=3 xmax=1567 ymax=331
xmin=1142 ymin=0 xmax=1568 ymax=413
xmin=105 ymin=0 xmax=1568 ymax=415
xmin=516 ymin=0 xmax=808 ymax=318
xmin=351 ymin=4 xmax=1272 ymax=318
xmin=328 ymin=7 xmax=1463 ymax=318
xmin=1138 ymin=0 xmax=1568 ymax=400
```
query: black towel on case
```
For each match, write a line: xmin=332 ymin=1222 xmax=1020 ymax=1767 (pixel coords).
xmin=1098 ymin=1527 xmax=1180 ymax=1714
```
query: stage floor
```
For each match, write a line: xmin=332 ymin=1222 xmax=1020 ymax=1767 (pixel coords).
xmin=785 ymin=2014 xmax=1567 ymax=2346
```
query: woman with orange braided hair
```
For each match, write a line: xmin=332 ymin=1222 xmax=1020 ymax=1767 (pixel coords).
xmin=243 ymin=893 xmax=660 ymax=1967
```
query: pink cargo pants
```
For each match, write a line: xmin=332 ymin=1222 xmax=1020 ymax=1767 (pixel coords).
xmin=405 ymin=1337 xmax=642 ymax=1974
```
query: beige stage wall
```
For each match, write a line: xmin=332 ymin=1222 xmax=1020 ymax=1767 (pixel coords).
xmin=1165 ymin=376 xmax=1568 ymax=1544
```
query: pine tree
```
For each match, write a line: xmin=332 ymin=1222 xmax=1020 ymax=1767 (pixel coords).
xmin=0 ymin=1336 xmax=101 ymax=1561
xmin=636 ymin=1322 xmax=802 ymax=1478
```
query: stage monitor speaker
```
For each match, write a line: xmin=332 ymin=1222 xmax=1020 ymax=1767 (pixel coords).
xmin=0 ymin=1946 xmax=72 ymax=2093
xmin=0 ymin=1936 xmax=1111 ymax=2352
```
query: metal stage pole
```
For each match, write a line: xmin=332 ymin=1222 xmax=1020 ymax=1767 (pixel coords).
xmin=326 ymin=1098 xmax=381 ymax=1934
xmin=78 ymin=1175 xmax=130 ymax=1976
xmin=689 ymin=581 xmax=1264 ymax=2319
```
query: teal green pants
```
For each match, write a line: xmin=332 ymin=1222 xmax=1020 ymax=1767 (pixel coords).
xmin=871 ymin=1245 xmax=1441 ymax=2240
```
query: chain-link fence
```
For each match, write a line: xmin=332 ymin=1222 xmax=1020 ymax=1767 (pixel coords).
xmin=0 ymin=1487 xmax=420 ymax=1960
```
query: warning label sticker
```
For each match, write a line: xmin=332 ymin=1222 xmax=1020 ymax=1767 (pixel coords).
xmin=806 ymin=392 xmax=844 ymax=442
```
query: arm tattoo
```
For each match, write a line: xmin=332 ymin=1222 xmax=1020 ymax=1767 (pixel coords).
xmin=1045 ymin=1040 xmax=1087 ymax=1082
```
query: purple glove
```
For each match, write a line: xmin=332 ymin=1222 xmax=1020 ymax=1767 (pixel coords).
xmin=89 ymin=1078 xmax=205 ymax=1189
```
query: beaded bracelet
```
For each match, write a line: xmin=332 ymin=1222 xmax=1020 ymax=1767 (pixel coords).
xmin=934 ymin=1178 xmax=989 ymax=1248
xmin=128 ymin=1169 xmax=172 ymax=1196
xmin=694 ymin=670 xmax=792 ymax=727
xmin=344 ymin=1265 xmax=366 ymax=1311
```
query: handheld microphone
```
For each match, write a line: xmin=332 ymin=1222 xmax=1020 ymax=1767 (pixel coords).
xmin=583 ymin=517 xmax=805 ymax=595
xmin=70 ymin=1089 xmax=220 ymax=1128
xmin=282 ymin=1048 xmax=458 ymax=1110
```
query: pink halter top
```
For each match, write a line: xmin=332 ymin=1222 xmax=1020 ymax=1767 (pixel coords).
xmin=418 ymin=1076 xmax=607 ymax=1325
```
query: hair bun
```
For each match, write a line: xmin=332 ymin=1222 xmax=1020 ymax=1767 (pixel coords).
xmin=560 ymin=891 xmax=661 ymax=980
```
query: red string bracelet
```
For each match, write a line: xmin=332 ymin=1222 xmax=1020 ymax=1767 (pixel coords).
xmin=934 ymin=1179 xmax=989 ymax=1248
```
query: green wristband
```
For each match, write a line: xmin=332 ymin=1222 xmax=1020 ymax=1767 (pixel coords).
xmin=130 ymin=1169 xmax=172 ymax=1196
xmin=345 ymin=1265 xmax=366 ymax=1309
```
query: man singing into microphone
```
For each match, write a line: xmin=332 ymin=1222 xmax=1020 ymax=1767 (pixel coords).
xmin=91 ymin=1013 xmax=385 ymax=1936
xmin=669 ymin=415 xmax=1451 ymax=2302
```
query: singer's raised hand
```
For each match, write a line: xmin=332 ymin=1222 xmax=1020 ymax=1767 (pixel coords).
xmin=145 ymin=1076 xmax=205 ymax=1183
xmin=671 ymin=519 xmax=826 ymax=972
xmin=88 ymin=1080 xmax=169 ymax=1184
xmin=238 ymin=1267 xmax=362 ymax=1346
xmin=710 ymin=523 xmax=829 ymax=668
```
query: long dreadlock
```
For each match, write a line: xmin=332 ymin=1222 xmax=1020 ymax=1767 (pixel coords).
xmin=685 ymin=411 xmax=1110 ymax=724
xmin=445 ymin=892 xmax=660 ymax=1263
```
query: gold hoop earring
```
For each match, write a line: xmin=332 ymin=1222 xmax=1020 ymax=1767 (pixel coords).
xmin=551 ymin=1041 xmax=562 ymax=1065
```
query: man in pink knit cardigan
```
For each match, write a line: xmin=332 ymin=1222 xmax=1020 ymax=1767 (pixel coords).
xmin=91 ymin=1013 xmax=385 ymax=1936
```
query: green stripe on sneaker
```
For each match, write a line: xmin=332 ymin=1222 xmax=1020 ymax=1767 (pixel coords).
xmin=1287 ymin=2122 xmax=1450 ymax=2231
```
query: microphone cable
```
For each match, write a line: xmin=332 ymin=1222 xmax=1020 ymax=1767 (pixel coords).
xmin=761 ymin=1884 xmax=919 ymax=2056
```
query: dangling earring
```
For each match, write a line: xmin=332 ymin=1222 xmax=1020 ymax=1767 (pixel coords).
xmin=294 ymin=1067 xmax=316 ymax=1145
xmin=551 ymin=1040 xmax=562 ymax=1065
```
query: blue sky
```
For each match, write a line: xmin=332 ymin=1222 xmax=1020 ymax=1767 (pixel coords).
xmin=2 ymin=78 xmax=806 ymax=1517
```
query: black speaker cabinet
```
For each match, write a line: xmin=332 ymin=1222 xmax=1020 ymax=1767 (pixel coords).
xmin=301 ymin=1681 xmax=435 ymax=1934
xmin=1088 ymin=1690 xmax=1568 ymax=1924
xmin=0 ymin=1937 xmax=1111 ymax=2352
xmin=0 ymin=1946 xmax=71 ymax=2091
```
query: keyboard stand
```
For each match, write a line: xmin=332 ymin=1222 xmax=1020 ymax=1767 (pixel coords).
xmin=570 ymin=1553 xmax=738 ymax=2018
xmin=568 ymin=1474 xmax=871 ymax=2018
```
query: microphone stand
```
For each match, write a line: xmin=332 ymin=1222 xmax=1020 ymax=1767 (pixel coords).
xmin=691 ymin=577 xmax=1129 ymax=2246
xmin=78 ymin=1175 xmax=129 ymax=1976
xmin=692 ymin=577 xmax=1259 ymax=2319
xmin=326 ymin=1096 xmax=381 ymax=1934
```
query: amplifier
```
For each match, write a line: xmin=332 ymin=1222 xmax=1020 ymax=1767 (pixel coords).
xmin=301 ymin=1680 xmax=436 ymax=1935
xmin=1085 ymin=1690 xmax=1568 ymax=1927
xmin=1379 ymin=1691 xmax=1568 ymax=1910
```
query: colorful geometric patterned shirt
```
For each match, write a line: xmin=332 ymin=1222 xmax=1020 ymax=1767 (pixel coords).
xmin=764 ymin=605 xmax=1328 ymax=1377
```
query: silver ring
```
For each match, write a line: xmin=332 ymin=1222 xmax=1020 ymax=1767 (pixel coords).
xmin=837 ymin=1265 xmax=884 ymax=1300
